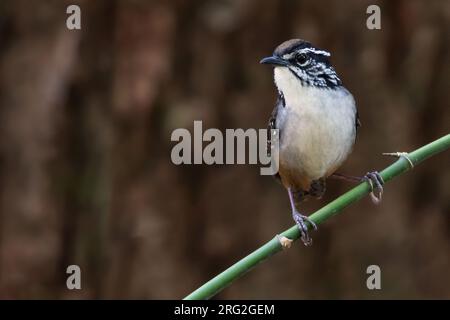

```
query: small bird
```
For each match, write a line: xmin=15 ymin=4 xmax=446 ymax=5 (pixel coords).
xmin=261 ymin=39 xmax=383 ymax=246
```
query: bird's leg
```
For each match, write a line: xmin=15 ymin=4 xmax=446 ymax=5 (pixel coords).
xmin=288 ymin=188 xmax=317 ymax=246
xmin=330 ymin=171 xmax=384 ymax=204
xmin=330 ymin=172 xmax=361 ymax=183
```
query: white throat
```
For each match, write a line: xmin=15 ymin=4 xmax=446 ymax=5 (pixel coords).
xmin=273 ymin=67 xmax=307 ymax=106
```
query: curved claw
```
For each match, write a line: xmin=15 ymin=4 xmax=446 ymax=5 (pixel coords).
xmin=363 ymin=171 xmax=384 ymax=204
xmin=292 ymin=212 xmax=316 ymax=246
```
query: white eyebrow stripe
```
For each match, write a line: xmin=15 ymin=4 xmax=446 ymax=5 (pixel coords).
xmin=282 ymin=52 xmax=295 ymax=60
xmin=297 ymin=48 xmax=331 ymax=57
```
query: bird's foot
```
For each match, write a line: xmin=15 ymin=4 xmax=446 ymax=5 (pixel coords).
xmin=382 ymin=152 xmax=414 ymax=169
xmin=362 ymin=171 xmax=384 ymax=204
xmin=292 ymin=211 xmax=317 ymax=246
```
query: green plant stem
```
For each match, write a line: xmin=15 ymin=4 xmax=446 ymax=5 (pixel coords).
xmin=183 ymin=133 xmax=450 ymax=300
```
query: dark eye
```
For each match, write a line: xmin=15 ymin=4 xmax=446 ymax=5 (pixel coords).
xmin=296 ymin=53 xmax=309 ymax=66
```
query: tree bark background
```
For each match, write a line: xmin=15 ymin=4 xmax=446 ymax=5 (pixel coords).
xmin=0 ymin=0 xmax=448 ymax=298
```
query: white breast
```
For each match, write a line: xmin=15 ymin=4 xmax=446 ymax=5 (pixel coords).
xmin=274 ymin=67 xmax=357 ymax=181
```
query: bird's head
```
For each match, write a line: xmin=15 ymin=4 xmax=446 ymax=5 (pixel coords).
xmin=261 ymin=39 xmax=342 ymax=89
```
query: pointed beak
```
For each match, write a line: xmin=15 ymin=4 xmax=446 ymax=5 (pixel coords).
xmin=260 ymin=55 xmax=289 ymax=67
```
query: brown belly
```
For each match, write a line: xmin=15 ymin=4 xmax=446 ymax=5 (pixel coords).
xmin=278 ymin=159 xmax=340 ymax=192
xmin=278 ymin=160 xmax=313 ymax=191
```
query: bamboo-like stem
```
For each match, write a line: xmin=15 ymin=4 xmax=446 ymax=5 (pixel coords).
xmin=183 ymin=134 xmax=450 ymax=300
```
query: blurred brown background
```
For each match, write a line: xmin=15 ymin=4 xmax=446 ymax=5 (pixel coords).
xmin=0 ymin=0 xmax=449 ymax=299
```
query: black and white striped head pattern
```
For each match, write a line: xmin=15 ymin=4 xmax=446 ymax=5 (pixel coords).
xmin=269 ymin=39 xmax=341 ymax=88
